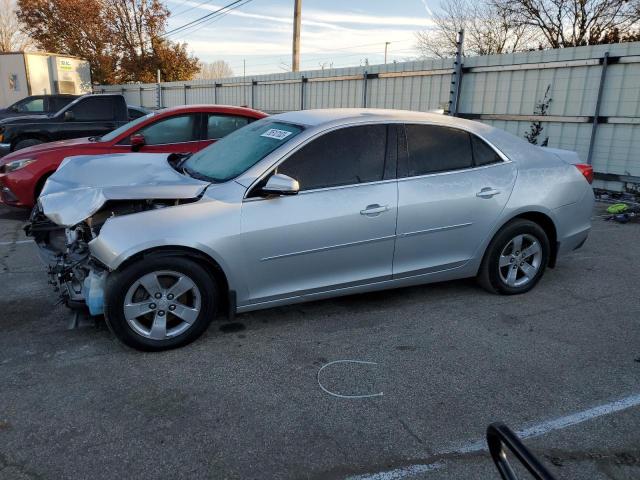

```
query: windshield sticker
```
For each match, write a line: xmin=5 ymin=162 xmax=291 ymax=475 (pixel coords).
xmin=260 ymin=128 xmax=293 ymax=140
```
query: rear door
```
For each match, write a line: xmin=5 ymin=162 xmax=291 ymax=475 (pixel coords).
xmin=393 ymin=124 xmax=516 ymax=279
xmin=239 ymin=124 xmax=399 ymax=305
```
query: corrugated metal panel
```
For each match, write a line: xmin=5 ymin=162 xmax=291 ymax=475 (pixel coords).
xmin=96 ymin=41 xmax=640 ymax=190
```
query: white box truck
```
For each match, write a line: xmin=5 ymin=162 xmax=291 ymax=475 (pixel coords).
xmin=0 ymin=52 xmax=91 ymax=108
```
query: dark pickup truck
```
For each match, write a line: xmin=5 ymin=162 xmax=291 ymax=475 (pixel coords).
xmin=0 ymin=94 xmax=130 ymax=156
xmin=0 ymin=95 xmax=79 ymax=120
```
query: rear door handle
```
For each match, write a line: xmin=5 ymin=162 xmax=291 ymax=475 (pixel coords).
xmin=476 ymin=188 xmax=500 ymax=199
xmin=360 ymin=204 xmax=390 ymax=216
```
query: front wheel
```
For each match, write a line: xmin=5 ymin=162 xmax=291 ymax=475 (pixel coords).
xmin=104 ymin=256 xmax=219 ymax=351
xmin=478 ymin=219 xmax=550 ymax=295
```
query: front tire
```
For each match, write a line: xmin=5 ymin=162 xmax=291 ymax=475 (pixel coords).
xmin=478 ymin=219 xmax=550 ymax=295
xmin=104 ymin=256 xmax=218 ymax=351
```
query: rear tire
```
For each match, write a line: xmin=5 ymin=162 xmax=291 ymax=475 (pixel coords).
xmin=104 ymin=256 xmax=218 ymax=351
xmin=14 ymin=138 xmax=43 ymax=151
xmin=478 ymin=219 xmax=550 ymax=295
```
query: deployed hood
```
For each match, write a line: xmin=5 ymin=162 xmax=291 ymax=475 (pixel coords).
xmin=39 ymin=153 xmax=210 ymax=226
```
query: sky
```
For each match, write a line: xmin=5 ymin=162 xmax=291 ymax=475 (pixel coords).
xmin=164 ymin=0 xmax=436 ymax=76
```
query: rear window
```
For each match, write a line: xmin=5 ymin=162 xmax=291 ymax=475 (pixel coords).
xmin=405 ymin=124 xmax=473 ymax=176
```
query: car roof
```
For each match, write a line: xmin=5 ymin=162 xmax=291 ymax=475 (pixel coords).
xmin=270 ymin=108 xmax=549 ymax=165
xmin=154 ymin=104 xmax=267 ymax=118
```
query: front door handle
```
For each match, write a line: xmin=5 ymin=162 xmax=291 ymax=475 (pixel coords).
xmin=476 ymin=187 xmax=500 ymax=199
xmin=360 ymin=204 xmax=390 ymax=216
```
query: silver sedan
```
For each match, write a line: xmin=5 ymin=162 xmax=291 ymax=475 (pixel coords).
xmin=32 ymin=109 xmax=594 ymax=350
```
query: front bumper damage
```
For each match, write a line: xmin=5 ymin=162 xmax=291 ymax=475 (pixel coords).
xmin=25 ymin=207 xmax=107 ymax=316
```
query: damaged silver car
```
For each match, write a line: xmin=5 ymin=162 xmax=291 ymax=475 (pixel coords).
xmin=28 ymin=109 xmax=594 ymax=350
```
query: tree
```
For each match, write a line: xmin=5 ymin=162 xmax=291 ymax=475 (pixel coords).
xmin=0 ymin=0 xmax=33 ymax=51
xmin=493 ymin=0 xmax=640 ymax=47
xmin=107 ymin=0 xmax=199 ymax=83
xmin=416 ymin=0 xmax=539 ymax=58
xmin=17 ymin=0 xmax=199 ymax=84
xmin=195 ymin=60 xmax=234 ymax=80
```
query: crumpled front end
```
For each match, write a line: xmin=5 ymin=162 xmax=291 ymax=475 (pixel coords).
xmin=26 ymin=205 xmax=107 ymax=315
xmin=27 ymin=196 xmax=204 ymax=316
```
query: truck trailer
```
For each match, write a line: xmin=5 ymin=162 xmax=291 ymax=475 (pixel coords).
xmin=0 ymin=52 xmax=91 ymax=108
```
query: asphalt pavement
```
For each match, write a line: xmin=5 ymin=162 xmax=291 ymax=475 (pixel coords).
xmin=0 ymin=204 xmax=639 ymax=480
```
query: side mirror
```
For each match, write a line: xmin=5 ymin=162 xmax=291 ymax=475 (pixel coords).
xmin=130 ymin=133 xmax=146 ymax=152
xmin=63 ymin=111 xmax=75 ymax=122
xmin=260 ymin=173 xmax=299 ymax=196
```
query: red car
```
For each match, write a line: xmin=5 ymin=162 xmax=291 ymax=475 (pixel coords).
xmin=0 ymin=105 xmax=267 ymax=208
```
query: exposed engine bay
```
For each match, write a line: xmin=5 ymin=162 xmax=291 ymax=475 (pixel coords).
xmin=26 ymin=198 xmax=196 ymax=315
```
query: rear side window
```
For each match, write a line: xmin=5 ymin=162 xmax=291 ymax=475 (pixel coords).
xmin=206 ymin=114 xmax=250 ymax=139
xmin=70 ymin=97 xmax=115 ymax=121
xmin=277 ymin=124 xmax=389 ymax=191
xmin=404 ymin=124 xmax=473 ymax=176
xmin=471 ymin=135 xmax=502 ymax=166
xmin=50 ymin=97 xmax=75 ymax=113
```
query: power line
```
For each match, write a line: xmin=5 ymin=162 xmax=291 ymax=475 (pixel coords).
xmin=171 ymin=0 xmax=254 ymax=38
xmin=170 ymin=0 xmax=218 ymax=19
xmin=163 ymin=0 xmax=246 ymax=38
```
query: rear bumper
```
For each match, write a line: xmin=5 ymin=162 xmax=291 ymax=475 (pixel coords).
xmin=554 ymin=185 xmax=594 ymax=258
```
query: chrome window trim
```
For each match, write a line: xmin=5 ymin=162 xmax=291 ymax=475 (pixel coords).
xmin=242 ymin=177 xmax=397 ymax=203
xmin=397 ymin=157 xmax=513 ymax=183
xmin=242 ymin=119 xmax=512 ymax=199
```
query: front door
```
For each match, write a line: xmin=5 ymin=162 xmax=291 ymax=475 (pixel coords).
xmin=393 ymin=124 xmax=516 ymax=278
xmin=239 ymin=124 xmax=399 ymax=305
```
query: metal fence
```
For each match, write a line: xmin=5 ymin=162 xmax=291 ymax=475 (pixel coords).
xmin=97 ymin=41 xmax=640 ymax=191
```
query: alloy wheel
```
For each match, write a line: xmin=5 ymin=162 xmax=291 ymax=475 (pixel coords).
xmin=123 ymin=270 xmax=202 ymax=340
xmin=498 ymin=234 xmax=543 ymax=288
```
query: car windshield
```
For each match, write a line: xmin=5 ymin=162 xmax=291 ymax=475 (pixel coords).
xmin=100 ymin=112 xmax=158 ymax=142
xmin=183 ymin=119 xmax=304 ymax=182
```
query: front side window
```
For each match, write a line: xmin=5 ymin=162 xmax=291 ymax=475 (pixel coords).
xmin=101 ymin=112 xmax=157 ymax=143
xmin=183 ymin=119 xmax=304 ymax=182
xmin=15 ymin=98 xmax=44 ymax=113
xmin=135 ymin=114 xmax=197 ymax=145
xmin=277 ymin=124 xmax=389 ymax=191
xmin=69 ymin=97 xmax=115 ymax=121
xmin=206 ymin=114 xmax=251 ymax=140
xmin=404 ymin=124 xmax=473 ymax=176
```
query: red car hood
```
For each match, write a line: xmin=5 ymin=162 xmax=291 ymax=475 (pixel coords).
xmin=0 ymin=137 xmax=94 ymax=164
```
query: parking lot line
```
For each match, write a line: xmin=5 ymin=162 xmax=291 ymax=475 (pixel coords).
xmin=0 ymin=239 xmax=33 ymax=246
xmin=349 ymin=392 xmax=640 ymax=480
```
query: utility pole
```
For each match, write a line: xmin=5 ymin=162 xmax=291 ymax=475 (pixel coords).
xmin=243 ymin=59 xmax=247 ymax=106
xmin=384 ymin=42 xmax=390 ymax=64
xmin=292 ymin=0 xmax=302 ymax=72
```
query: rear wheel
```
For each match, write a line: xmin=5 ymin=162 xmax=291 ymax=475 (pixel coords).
xmin=478 ymin=219 xmax=550 ymax=295
xmin=14 ymin=138 xmax=43 ymax=151
xmin=104 ymin=256 xmax=218 ymax=351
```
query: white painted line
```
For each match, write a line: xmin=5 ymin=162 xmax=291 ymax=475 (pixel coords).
xmin=0 ymin=239 xmax=33 ymax=246
xmin=346 ymin=462 xmax=444 ymax=480
xmin=349 ymin=392 xmax=640 ymax=480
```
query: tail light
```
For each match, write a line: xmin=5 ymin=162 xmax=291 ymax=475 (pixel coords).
xmin=574 ymin=163 xmax=593 ymax=184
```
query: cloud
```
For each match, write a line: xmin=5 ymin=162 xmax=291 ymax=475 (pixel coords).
xmin=419 ymin=0 xmax=434 ymax=17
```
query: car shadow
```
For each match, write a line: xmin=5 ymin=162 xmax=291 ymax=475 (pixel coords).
xmin=0 ymin=206 xmax=29 ymax=221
